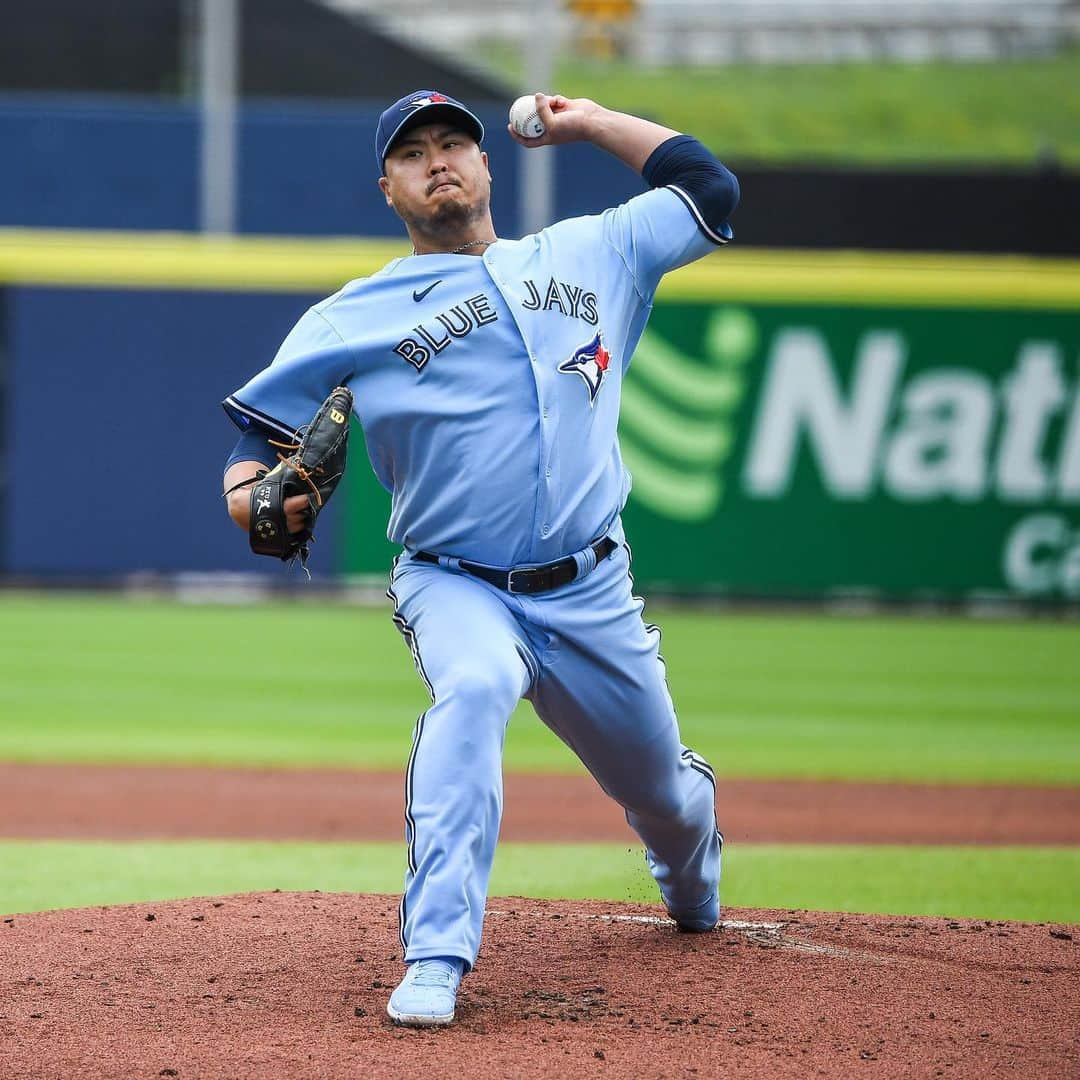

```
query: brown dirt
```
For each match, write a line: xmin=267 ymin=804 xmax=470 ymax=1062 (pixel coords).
xmin=2 ymin=763 xmax=1078 ymax=844
xmin=1 ymin=892 xmax=1076 ymax=1079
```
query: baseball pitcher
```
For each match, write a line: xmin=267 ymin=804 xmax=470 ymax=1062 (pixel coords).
xmin=222 ymin=89 xmax=739 ymax=1027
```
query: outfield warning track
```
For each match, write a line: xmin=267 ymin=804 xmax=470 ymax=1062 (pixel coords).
xmin=1 ymin=763 xmax=1077 ymax=844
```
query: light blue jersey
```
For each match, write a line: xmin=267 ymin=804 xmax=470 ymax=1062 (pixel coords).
xmin=225 ymin=186 xmax=725 ymax=567
xmin=225 ymin=172 xmax=732 ymax=980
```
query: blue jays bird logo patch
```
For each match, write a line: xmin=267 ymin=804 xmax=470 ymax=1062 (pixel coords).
xmin=558 ymin=332 xmax=611 ymax=405
xmin=402 ymin=93 xmax=449 ymax=111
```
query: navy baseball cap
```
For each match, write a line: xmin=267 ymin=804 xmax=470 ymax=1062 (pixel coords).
xmin=375 ymin=90 xmax=485 ymax=172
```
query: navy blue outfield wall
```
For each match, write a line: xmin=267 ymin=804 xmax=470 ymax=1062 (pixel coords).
xmin=6 ymin=286 xmax=341 ymax=576
xmin=0 ymin=95 xmax=644 ymax=238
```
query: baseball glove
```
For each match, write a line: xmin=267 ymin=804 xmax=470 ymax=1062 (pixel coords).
xmin=248 ymin=386 xmax=353 ymax=570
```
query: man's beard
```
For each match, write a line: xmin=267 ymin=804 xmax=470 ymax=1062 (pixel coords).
xmin=402 ymin=192 xmax=488 ymax=242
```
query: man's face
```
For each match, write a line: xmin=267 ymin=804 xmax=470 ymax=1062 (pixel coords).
xmin=379 ymin=123 xmax=491 ymax=236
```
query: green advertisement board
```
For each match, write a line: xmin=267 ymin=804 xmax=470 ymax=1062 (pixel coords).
xmin=342 ymin=298 xmax=1080 ymax=602
xmin=618 ymin=302 xmax=1080 ymax=600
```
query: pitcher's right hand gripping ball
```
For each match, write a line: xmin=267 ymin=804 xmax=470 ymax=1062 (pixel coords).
xmin=509 ymin=94 xmax=546 ymax=139
xmin=249 ymin=386 xmax=353 ymax=567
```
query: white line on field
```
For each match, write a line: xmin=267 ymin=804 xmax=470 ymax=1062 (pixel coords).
xmin=486 ymin=909 xmax=782 ymax=933
xmin=485 ymin=909 xmax=889 ymax=964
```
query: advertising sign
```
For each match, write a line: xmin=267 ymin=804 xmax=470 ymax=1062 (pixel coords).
xmin=620 ymin=301 xmax=1080 ymax=600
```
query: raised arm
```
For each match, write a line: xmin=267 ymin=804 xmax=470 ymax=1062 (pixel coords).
xmin=508 ymin=92 xmax=738 ymax=232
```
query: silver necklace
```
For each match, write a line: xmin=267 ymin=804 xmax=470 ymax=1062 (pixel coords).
xmin=412 ymin=238 xmax=496 ymax=256
xmin=451 ymin=238 xmax=495 ymax=254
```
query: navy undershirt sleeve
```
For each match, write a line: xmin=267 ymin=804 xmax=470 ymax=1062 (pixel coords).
xmin=224 ymin=424 xmax=279 ymax=473
xmin=641 ymin=135 xmax=739 ymax=242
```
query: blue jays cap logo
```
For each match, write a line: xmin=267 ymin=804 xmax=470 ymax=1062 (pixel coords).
xmin=558 ymin=331 xmax=611 ymax=405
xmin=402 ymin=93 xmax=450 ymax=111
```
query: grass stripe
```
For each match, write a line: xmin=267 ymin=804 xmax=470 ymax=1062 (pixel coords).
xmin=1 ymin=841 xmax=1076 ymax=924
xmin=2 ymin=597 xmax=1078 ymax=784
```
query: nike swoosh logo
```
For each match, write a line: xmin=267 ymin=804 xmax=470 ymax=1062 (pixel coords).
xmin=413 ymin=281 xmax=442 ymax=302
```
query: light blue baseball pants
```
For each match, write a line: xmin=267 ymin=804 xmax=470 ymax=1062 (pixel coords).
xmin=386 ymin=538 xmax=722 ymax=967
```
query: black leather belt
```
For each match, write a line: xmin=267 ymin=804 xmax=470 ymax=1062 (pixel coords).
xmin=414 ymin=537 xmax=617 ymax=595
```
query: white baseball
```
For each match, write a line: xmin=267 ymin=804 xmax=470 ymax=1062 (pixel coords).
xmin=509 ymin=95 xmax=546 ymax=139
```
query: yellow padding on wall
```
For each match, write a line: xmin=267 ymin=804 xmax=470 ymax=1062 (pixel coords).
xmin=0 ymin=230 xmax=409 ymax=292
xmin=664 ymin=247 xmax=1080 ymax=309
xmin=0 ymin=228 xmax=1078 ymax=309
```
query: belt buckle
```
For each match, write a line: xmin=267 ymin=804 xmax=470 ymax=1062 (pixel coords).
xmin=507 ymin=567 xmax=538 ymax=594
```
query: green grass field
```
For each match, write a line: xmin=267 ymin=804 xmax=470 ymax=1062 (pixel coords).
xmin=1 ymin=595 xmax=1077 ymax=920
xmin=2 ymin=596 xmax=1078 ymax=782
xmin=2 ymin=841 xmax=1076 ymax=923
xmin=490 ymin=51 xmax=1080 ymax=166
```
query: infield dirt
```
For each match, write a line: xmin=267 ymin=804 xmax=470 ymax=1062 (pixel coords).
xmin=1 ymin=891 xmax=1077 ymax=1078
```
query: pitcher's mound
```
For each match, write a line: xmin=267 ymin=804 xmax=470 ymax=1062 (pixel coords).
xmin=1 ymin=892 xmax=1076 ymax=1078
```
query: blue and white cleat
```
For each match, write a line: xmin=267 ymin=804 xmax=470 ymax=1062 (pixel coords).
xmin=386 ymin=957 xmax=465 ymax=1027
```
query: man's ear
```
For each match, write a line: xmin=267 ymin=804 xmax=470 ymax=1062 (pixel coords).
xmin=378 ymin=175 xmax=393 ymax=207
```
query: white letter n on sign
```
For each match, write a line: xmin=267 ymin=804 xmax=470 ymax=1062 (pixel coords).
xmin=744 ymin=329 xmax=904 ymax=499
